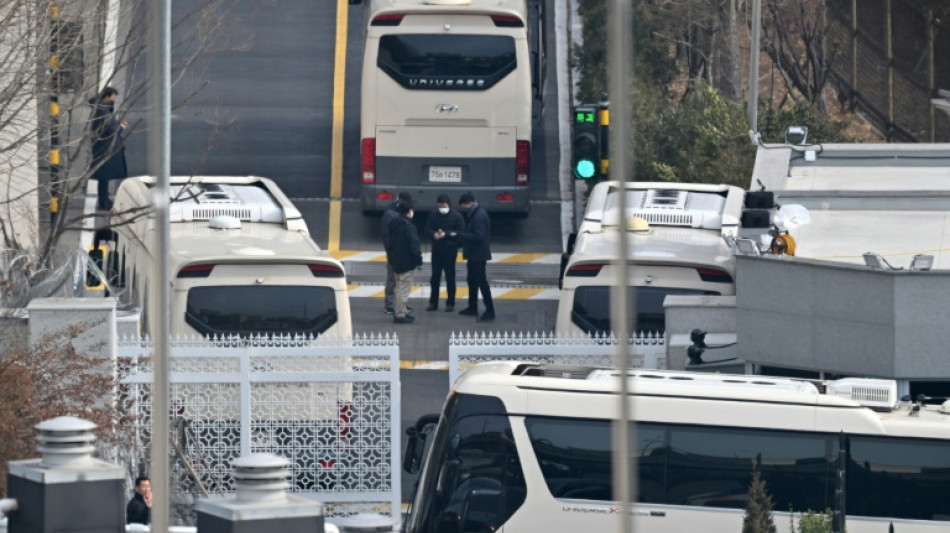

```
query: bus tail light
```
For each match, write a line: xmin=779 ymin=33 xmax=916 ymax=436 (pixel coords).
xmin=177 ymin=264 xmax=214 ymax=278
xmin=371 ymin=14 xmax=403 ymax=26
xmin=361 ymin=138 xmax=376 ymax=184
xmin=516 ymin=140 xmax=530 ymax=185
xmin=491 ymin=15 xmax=524 ymax=27
xmin=566 ymin=263 xmax=603 ymax=277
xmin=697 ymin=267 xmax=733 ymax=283
xmin=309 ymin=263 xmax=345 ymax=278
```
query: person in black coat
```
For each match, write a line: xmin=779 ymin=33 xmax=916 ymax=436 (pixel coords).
xmin=388 ymin=200 xmax=423 ymax=323
xmin=382 ymin=192 xmax=413 ymax=314
xmin=89 ymin=86 xmax=129 ymax=211
xmin=126 ymin=475 xmax=151 ymax=525
xmin=424 ymin=194 xmax=465 ymax=312
xmin=457 ymin=193 xmax=494 ymax=321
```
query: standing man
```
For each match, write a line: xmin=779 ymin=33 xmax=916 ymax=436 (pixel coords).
xmin=126 ymin=475 xmax=152 ymax=525
xmin=382 ymin=192 xmax=413 ymax=314
xmin=424 ymin=194 xmax=464 ymax=312
xmin=388 ymin=199 xmax=423 ymax=324
xmin=89 ymin=86 xmax=129 ymax=211
xmin=457 ymin=193 xmax=495 ymax=322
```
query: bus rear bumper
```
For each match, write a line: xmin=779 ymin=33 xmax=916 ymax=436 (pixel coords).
xmin=361 ymin=185 xmax=530 ymax=214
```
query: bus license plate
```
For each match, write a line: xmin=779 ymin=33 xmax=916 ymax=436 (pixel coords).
xmin=429 ymin=166 xmax=462 ymax=183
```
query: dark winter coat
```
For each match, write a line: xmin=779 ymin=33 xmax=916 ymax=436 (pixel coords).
xmin=459 ymin=203 xmax=492 ymax=261
xmin=423 ymin=209 xmax=465 ymax=256
xmin=89 ymin=99 xmax=128 ymax=182
xmin=388 ymin=215 xmax=423 ymax=274
xmin=126 ymin=493 xmax=150 ymax=525
xmin=381 ymin=201 xmax=400 ymax=261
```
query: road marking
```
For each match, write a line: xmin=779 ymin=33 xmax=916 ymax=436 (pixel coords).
xmin=346 ymin=284 xmax=559 ymax=300
xmin=398 ymin=360 xmax=449 ymax=370
xmin=327 ymin=0 xmax=349 ymax=251
xmin=498 ymin=252 xmax=555 ymax=263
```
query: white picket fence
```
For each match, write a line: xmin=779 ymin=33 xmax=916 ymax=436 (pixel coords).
xmin=448 ymin=331 xmax=667 ymax=384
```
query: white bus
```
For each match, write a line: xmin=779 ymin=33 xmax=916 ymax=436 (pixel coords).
xmin=557 ymin=181 xmax=744 ymax=336
xmin=403 ymin=362 xmax=950 ymax=533
xmin=94 ymin=175 xmax=352 ymax=338
xmin=353 ymin=0 xmax=541 ymax=214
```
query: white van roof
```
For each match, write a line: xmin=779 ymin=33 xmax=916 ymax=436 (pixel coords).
xmin=580 ymin=181 xmax=744 ymax=234
xmin=570 ymin=181 xmax=743 ymax=267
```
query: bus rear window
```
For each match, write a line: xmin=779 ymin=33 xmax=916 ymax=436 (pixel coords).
xmin=377 ymin=34 xmax=516 ymax=90
xmin=572 ymin=286 xmax=717 ymax=335
xmin=185 ymin=286 xmax=337 ymax=337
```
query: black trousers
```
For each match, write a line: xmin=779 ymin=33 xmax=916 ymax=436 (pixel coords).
xmin=466 ymin=260 xmax=494 ymax=313
xmin=429 ymin=251 xmax=458 ymax=305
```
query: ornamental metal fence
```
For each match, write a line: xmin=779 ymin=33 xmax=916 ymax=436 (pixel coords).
xmin=447 ymin=331 xmax=667 ymax=385
xmin=117 ymin=334 xmax=400 ymax=526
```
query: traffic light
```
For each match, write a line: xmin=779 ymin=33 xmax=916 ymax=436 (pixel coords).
xmin=572 ymin=105 xmax=600 ymax=180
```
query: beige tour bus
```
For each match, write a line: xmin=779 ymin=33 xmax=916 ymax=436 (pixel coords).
xmin=354 ymin=0 xmax=540 ymax=214
xmin=95 ymin=175 xmax=352 ymax=338
xmin=557 ymin=181 xmax=744 ymax=336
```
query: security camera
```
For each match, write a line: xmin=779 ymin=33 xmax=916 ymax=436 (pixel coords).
xmin=785 ymin=126 xmax=808 ymax=145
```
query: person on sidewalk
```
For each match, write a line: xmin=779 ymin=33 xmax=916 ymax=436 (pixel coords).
xmin=388 ymin=199 xmax=423 ymax=324
xmin=89 ymin=86 xmax=129 ymax=211
xmin=457 ymin=193 xmax=495 ymax=322
xmin=424 ymin=194 xmax=464 ymax=312
xmin=382 ymin=192 xmax=413 ymax=314
xmin=126 ymin=475 xmax=152 ymax=525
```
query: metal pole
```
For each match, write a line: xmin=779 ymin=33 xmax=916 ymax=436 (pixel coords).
xmin=147 ymin=1 xmax=171 ymax=530
xmin=747 ymin=0 xmax=762 ymax=138
xmin=608 ymin=1 xmax=634 ymax=531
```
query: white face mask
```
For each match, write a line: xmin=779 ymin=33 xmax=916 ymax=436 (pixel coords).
xmin=438 ymin=207 xmax=450 ymax=215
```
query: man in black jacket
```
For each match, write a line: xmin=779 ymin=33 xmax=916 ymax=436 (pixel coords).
xmin=382 ymin=192 xmax=413 ymax=314
xmin=388 ymin=200 xmax=423 ymax=323
xmin=424 ymin=194 xmax=465 ymax=312
xmin=457 ymin=193 xmax=495 ymax=322
xmin=89 ymin=86 xmax=129 ymax=211
xmin=126 ymin=475 xmax=151 ymax=525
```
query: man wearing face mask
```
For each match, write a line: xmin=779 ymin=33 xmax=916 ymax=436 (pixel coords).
xmin=424 ymin=194 xmax=465 ymax=312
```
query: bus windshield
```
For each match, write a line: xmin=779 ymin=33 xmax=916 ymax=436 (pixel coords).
xmin=377 ymin=34 xmax=516 ymax=90
xmin=571 ymin=286 xmax=717 ymax=335
xmin=185 ymin=285 xmax=337 ymax=337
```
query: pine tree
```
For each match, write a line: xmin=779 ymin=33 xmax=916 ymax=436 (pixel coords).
xmin=742 ymin=469 xmax=778 ymax=533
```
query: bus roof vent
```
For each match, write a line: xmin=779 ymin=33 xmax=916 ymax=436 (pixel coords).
xmin=170 ymin=183 xmax=285 ymax=224
xmin=208 ymin=215 xmax=242 ymax=230
xmin=597 ymin=185 xmax=741 ymax=232
xmin=826 ymin=378 xmax=898 ymax=410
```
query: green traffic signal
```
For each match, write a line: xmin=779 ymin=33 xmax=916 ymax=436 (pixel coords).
xmin=574 ymin=159 xmax=596 ymax=180
xmin=572 ymin=105 xmax=601 ymax=181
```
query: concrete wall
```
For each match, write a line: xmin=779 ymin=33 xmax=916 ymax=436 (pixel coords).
xmin=736 ymin=255 xmax=950 ymax=379
xmin=26 ymin=297 xmax=117 ymax=362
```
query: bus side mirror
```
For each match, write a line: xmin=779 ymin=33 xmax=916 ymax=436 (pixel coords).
xmin=403 ymin=413 xmax=440 ymax=474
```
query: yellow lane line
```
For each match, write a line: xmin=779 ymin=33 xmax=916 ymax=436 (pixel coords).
xmin=332 ymin=250 xmax=365 ymax=260
xmin=498 ymin=253 xmax=551 ymax=263
xmin=328 ymin=0 xmax=349 ymax=251
xmin=496 ymin=287 xmax=546 ymax=299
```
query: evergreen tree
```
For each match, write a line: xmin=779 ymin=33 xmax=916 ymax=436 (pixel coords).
xmin=742 ymin=469 xmax=778 ymax=533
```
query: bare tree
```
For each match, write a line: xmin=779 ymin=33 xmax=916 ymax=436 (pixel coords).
xmin=0 ymin=0 xmax=241 ymax=309
xmin=0 ymin=319 xmax=123 ymax=497
xmin=761 ymin=0 xmax=840 ymax=113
